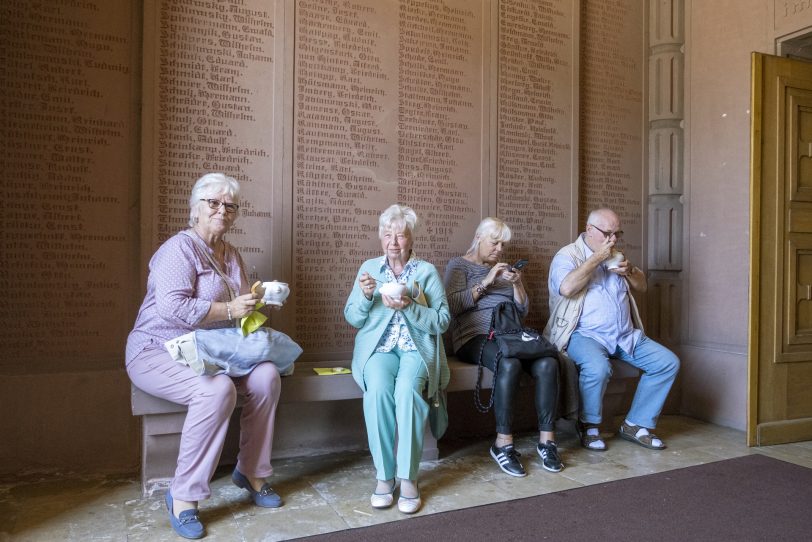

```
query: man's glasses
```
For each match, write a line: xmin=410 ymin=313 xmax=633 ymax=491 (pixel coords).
xmin=200 ymin=199 xmax=239 ymax=214
xmin=589 ymin=223 xmax=623 ymax=239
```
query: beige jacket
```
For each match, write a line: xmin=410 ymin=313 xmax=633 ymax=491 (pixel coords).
xmin=543 ymin=235 xmax=643 ymax=352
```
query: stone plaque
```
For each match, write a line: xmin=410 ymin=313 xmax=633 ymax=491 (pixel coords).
xmin=1 ymin=1 xmax=135 ymax=371
xmin=292 ymin=0 xmax=486 ymax=357
xmin=580 ymin=0 xmax=645 ymax=258
xmin=146 ymin=0 xmax=281 ymax=285
xmin=496 ymin=0 xmax=578 ymax=327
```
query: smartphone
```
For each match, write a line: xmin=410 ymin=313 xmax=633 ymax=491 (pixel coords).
xmin=511 ymin=258 xmax=529 ymax=271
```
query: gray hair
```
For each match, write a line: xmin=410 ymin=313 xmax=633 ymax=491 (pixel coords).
xmin=188 ymin=172 xmax=241 ymax=227
xmin=378 ymin=204 xmax=418 ymax=238
xmin=466 ymin=217 xmax=512 ymax=254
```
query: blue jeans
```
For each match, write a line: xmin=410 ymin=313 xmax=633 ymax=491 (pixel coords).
xmin=567 ymin=333 xmax=679 ymax=429
xmin=362 ymin=347 xmax=429 ymax=481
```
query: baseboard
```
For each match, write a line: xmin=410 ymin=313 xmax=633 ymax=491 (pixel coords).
xmin=756 ymin=417 xmax=812 ymax=445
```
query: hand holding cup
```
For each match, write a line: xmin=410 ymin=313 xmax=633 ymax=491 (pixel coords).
xmin=604 ymin=250 xmax=626 ymax=270
xmin=260 ymin=280 xmax=290 ymax=306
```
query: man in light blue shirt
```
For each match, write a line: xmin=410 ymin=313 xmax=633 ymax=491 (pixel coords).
xmin=547 ymin=208 xmax=679 ymax=451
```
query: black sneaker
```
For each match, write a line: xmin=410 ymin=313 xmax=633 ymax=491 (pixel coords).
xmin=489 ymin=444 xmax=526 ymax=477
xmin=537 ymin=441 xmax=563 ymax=473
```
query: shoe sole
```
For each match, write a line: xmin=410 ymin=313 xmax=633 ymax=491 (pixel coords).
xmin=371 ymin=495 xmax=394 ymax=508
xmin=577 ymin=427 xmax=607 ymax=452
xmin=232 ymin=472 xmax=283 ymax=508
xmin=618 ymin=429 xmax=666 ymax=450
xmin=581 ymin=440 xmax=607 ymax=451
xmin=397 ymin=497 xmax=421 ymax=514
xmin=489 ymin=448 xmax=527 ymax=477
xmin=165 ymin=491 xmax=205 ymax=540
xmin=539 ymin=457 xmax=564 ymax=473
xmin=536 ymin=449 xmax=564 ymax=473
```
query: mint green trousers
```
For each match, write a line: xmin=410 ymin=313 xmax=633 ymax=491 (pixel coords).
xmin=362 ymin=348 xmax=429 ymax=481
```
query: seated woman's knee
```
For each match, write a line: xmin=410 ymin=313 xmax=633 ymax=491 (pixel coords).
xmin=364 ymin=373 xmax=396 ymax=399
xmin=199 ymin=375 xmax=238 ymax=415
xmin=499 ymin=356 xmax=523 ymax=379
xmin=531 ymin=356 xmax=559 ymax=380
xmin=393 ymin=381 xmax=425 ymax=404
xmin=248 ymin=362 xmax=281 ymax=394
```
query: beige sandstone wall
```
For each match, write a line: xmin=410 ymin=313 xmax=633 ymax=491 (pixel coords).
xmin=1 ymin=0 xmax=654 ymax=475
xmin=679 ymin=0 xmax=797 ymax=430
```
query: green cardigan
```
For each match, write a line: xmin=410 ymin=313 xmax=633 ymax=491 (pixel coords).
xmin=344 ymin=256 xmax=450 ymax=398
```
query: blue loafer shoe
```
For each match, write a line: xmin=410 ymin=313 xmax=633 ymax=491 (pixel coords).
xmin=165 ymin=490 xmax=205 ymax=540
xmin=232 ymin=468 xmax=283 ymax=508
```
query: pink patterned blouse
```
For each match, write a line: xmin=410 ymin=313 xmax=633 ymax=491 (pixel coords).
xmin=125 ymin=229 xmax=248 ymax=365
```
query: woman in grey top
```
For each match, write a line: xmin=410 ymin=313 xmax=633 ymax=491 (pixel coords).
xmin=444 ymin=217 xmax=563 ymax=476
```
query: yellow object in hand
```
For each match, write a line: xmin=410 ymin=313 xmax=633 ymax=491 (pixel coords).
xmin=240 ymin=302 xmax=268 ymax=335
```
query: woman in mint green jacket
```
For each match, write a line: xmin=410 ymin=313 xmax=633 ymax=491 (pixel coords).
xmin=344 ymin=204 xmax=450 ymax=515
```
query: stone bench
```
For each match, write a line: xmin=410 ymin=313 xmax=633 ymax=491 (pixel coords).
xmin=131 ymin=357 xmax=639 ymax=496
xmin=132 ymin=359 xmax=470 ymax=495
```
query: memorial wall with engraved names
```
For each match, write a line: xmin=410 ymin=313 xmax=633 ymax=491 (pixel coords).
xmin=144 ymin=0 xmax=283 ymax=287
xmin=496 ymin=0 xmax=578 ymax=330
xmin=1 ymin=0 xmax=649 ymax=371
xmin=1 ymin=1 xmax=137 ymax=372
xmin=292 ymin=0 xmax=488 ymax=356
xmin=579 ymin=0 xmax=645 ymax=257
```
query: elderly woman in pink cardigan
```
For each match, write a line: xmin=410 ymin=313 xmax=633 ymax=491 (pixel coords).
xmin=126 ymin=173 xmax=283 ymax=539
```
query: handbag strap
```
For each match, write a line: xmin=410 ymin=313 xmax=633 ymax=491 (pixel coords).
xmin=473 ymin=324 xmax=501 ymax=413
xmin=189 ymin=232 xmax=239 ymax=327
xmin=431 ymin=333 xmax=442 ymax=406
xmin=473 ymin=300 xmax=519 ymax=413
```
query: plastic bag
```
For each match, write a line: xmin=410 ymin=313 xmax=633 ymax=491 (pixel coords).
xmin=165 ymin=327 xmax=302 ymax=377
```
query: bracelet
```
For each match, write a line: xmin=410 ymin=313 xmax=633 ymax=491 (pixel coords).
xmin=473 ymin=282 xmax=487 ymax=296
xmin=226 ymin=301 xmax=233 ymax=321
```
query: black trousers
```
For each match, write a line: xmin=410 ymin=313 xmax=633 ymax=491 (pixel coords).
xmin=458 ymin=334 xmax=559 ymax=434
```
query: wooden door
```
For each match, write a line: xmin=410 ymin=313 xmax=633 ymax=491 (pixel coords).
xmin=749 ymin=53 xmax=812 ymax=445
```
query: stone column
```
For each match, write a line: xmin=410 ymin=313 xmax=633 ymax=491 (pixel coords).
xmin=647 ymin=0 xmax=684 ymax=345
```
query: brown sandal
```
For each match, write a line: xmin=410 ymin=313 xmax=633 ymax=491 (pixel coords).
xmin=577 ymin=421 xmax=607 ymax=451
xmin=618 ymin=422 xmax=666 ymax=450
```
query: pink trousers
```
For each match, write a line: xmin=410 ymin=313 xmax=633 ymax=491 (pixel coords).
xmin=127 ymin=345 xmax=281 ymax=501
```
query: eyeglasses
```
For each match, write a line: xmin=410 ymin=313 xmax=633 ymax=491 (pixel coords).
xmin=200 ymin=199 xmax=239 ymax=214
xmin=589 ymin=223 xmax=623 ymax=239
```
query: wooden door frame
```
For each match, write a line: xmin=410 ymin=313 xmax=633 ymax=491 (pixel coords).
xmin=747 ymin=52 xmax=762 ymax=446
xmin=749 ymin=52 xmax=812 ymax=446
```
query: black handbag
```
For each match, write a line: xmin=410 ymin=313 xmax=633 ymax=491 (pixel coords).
xmin=474 ymin=301 xmax=559 ymax=413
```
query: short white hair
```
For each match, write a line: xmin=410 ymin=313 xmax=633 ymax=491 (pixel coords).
xmin=378 ymin=204 xmax=418 ymax=238
xmin=586 ymin=207 xmax=617 ymax=228
xmin=466 ymin=217 xmax=512 ymax=254
xmin=188 ymin=172 xmax=240 ymax=227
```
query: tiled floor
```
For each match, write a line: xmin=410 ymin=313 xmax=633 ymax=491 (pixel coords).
xmin=2 ymin=415 xmax=811 ymax=541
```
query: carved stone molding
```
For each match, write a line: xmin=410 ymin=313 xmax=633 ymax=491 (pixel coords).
xmin=648 ymin=0 xmax=684 ymax=340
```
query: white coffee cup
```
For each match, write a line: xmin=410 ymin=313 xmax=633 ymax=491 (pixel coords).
xmin=605 ymin=251 xmax=625 ymax=270
xmin=261 ymin=281 xmax=290 ymax=306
